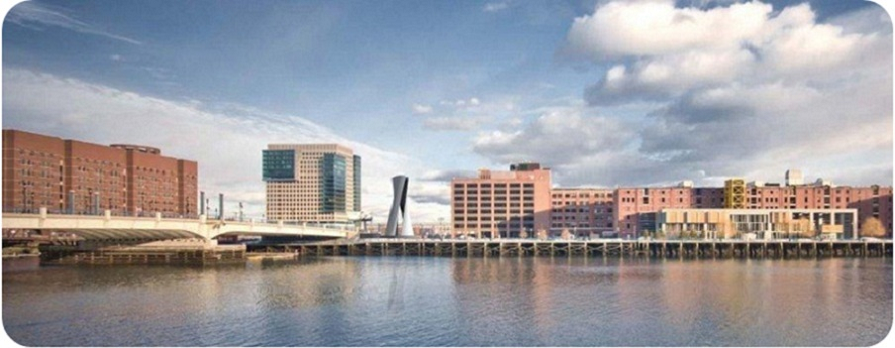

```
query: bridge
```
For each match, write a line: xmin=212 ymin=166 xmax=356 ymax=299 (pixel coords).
xmin=2 ymin=210 xmax=354 ymax=241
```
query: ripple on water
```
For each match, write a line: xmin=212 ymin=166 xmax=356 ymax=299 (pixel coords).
xmin=2 ymin=257 xmax=891 ymax=346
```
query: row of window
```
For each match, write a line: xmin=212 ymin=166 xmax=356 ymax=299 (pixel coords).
xmin=551 ymin=193 xmax=613 ymax=199
xmin=454 ymin=183 xmax=535 ymax=189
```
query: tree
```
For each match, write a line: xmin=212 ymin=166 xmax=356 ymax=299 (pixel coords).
xmin=536 ymin=229 xmax=548 ymax=241
xmin=861 ymin=217 xmax=886 ymax=238
xmin=519 ymin=230 xmax=529 ymax=239
xmin=560 ymin=228 xmax=573 ymax=240
xmin=797 ymin=217 xmax=814 ymax=239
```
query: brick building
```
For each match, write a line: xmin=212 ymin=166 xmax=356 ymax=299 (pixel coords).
xmin=550 ymin=188 xmax=614 ymax=237
xmin=613 ymin=180 xmax=892 ymax=238
xmin=451 ymin=163 xmax=551 ymax=238
xmin=2 ymin=129 xmax=198 ymax=217
xmin=449 ymin=164 xmax=892 ymax=239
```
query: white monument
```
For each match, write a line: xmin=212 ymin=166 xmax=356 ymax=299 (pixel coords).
xmin=385 ymin=175 xmax=414 ymax=238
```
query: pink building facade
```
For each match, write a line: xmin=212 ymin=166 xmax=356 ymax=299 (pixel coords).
xmin=450 ymin=166 xmax=892 ymax=240
xmin=451 ymin=163 xmax=552 ymax=238
xmin=550 ymin=188 xmax=614 ymax=237
xmin=614 ymin=184 xmax=892 ymax=238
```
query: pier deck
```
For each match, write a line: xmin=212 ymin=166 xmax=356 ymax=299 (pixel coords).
xmin=289 ymin=239 xmax=893 ymax=258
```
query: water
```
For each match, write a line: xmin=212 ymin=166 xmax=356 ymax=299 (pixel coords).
xmin=2 ymin=257 xmax=892 ymax=346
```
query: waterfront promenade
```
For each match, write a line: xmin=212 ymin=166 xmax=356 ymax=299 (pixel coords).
xmin=284 ymin=239 xmax=893 ymax=258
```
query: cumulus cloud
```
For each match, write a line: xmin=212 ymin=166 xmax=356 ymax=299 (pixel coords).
xmin=471 ymin=1 xmax=892 ymax=188
xmin=417 ymin=96 xmax=516 ymax=132
xmin=473 ymin=106 xmax=634 ymax=165
xmin=2 ymin=68 xmax=449 ymax=222
xmin=565 ymin=1 xmax=889 ymax=106
xmin=6 ymin=1 xmax=142 ymax=45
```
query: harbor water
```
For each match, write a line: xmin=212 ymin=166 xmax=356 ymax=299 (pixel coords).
xmin=2 ymin=257 xmax=892 ymax=346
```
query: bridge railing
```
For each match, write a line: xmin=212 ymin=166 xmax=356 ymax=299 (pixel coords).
xmin=2 ymin=207 xmax=200 ymax=219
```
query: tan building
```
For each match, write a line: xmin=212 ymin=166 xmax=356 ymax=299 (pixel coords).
xmin=451 ymin=163 xmax=551 ymax=238
xmin=262 ymin=144 xmax=360 ymax=223
xmin=657 ymin=208 xmax=858 ymax=240
xmin=2 ymin=129 xmax=198 ymax=217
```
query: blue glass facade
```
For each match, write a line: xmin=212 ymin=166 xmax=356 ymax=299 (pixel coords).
xmin=262 ymin=150 xmax=296 ymax=181
xmin=320 ymin=153 xmax=347 ymax=212
xmin=353 ymin=155 xmax=361 ymax=212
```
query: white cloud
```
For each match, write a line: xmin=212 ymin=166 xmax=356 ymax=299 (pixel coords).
xmin=423 ymin=116 xmax=487 ymax=131
xmin=2 ymin=68 xmax=449 ymax=222
xmin=565 ymin=0 xmax=770 ymax=59
xmin=411 ymin=103 xmax=432 ymax=114
xmin=472 ymin=0 xmax=892 ymax=188
xmin=484 ymin=1 xmax=511 ymax=13
xmin=472 ymin=106 xmax=634 ymax=166
xmin=566 ymin=1 xmax=889 ymax=105
xmin=6 ymin=2 xmax=142 ymax=45
xmin=419 ymin=96 xmax=517 ymax=132
xmin=439 ymin=97 xmax=482 ymax=108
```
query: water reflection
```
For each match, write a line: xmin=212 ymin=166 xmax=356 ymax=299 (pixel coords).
xmin=2 ymin=257 xmax=891 ymax=346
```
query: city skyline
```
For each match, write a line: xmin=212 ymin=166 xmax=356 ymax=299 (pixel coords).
xmin=2 ymin=0 xmax=892 ymax=223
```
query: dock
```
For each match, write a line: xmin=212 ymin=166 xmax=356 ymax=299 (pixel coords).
xmin=287 ymin=239 xmax=893 ymax=258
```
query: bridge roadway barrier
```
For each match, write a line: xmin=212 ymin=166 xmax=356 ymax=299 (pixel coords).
xmin=2 ymin=211 xmax=352 ymax=241
xmin=286 ymin=239 xmax=893 ymax=259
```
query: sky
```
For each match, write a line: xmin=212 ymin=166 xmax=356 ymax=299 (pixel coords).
xmin=1 ymin=0 xmax=892 ymax=223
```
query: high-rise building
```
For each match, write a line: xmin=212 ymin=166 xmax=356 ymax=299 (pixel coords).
xmin=451 ymin=163 xmax=551 ymax=238
xmin=262 ymin=144 xmax=360 ymax=223
xmin=2 ymin=129 xmax=198 ymax=217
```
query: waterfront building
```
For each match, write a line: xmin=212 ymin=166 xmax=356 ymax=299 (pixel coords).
xmin=656 ymin=208 xmax=858 ymax=240
xmin=262 ymin=144 xmax=360 ymax=223
xmin=614 ymin=184 xmax=715 ymax=238
xmin=550 ymin=187 xmax=614 ymax=237
xmin=2 ymin=129 xmax=198 ymax=217
xmin=723 ymin=178 xmax=746 ymax=208
xmin=449 ymin=165 xmax=891 ymax=239
xmin=451 ymin=163 xmax=551 ymax=238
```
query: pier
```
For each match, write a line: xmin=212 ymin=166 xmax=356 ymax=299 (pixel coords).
xmin=40 ymin=239 xmax=246 ymax=265
xmin=286 ymin=239 xmax=893 ymax=258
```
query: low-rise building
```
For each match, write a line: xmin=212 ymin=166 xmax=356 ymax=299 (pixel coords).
xmin=656 ymin=208 xmax=858 ymax=240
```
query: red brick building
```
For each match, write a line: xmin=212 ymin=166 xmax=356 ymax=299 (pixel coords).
xmin=613 ymin=183 xmax=892 ymax=238
xmin=452 ymin=164 xmax=892 ymax=239
xmin=2 ymin=129 xmax=198 ymax=217
xmin=550 ymin=188 xmax=614 ymax=236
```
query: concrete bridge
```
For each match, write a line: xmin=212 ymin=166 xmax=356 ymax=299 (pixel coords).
xmin=2 ymin=210 xmax=353 ymax=241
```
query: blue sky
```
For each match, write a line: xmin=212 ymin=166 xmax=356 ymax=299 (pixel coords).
xmin=2 ymin=0 xmax=892 ymax=222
